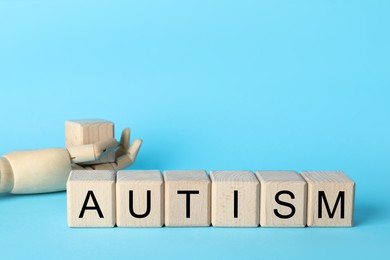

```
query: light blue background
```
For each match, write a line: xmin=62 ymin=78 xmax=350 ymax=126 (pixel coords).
xmin=0 ymin=0 xmax=389 ymax=259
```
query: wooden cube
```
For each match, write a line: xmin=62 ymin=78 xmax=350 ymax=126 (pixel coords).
xmin=256 ymin=170 xmax=307 ymax=227
xmin=65 ymin=119 xmax=115 ymax=165
xmin=301 ymin=171 xmax=355 ymax=227
xmin=116 ymin=170 xmax=164 ymax=227
xmin=67 ymin=170 xmax=116 ymax=227
xmin=210 ymin=170 xmax=259 ymax=227
xmin=164 ymin=170 xmax=210 ymax=226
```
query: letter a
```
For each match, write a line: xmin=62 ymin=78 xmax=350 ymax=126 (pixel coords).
xmin=79 ymin=190 xmax=104 ymax=218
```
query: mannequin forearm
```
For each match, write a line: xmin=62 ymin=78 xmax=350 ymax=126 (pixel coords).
xmin=2 ymin=148 xmax=72 ymax=194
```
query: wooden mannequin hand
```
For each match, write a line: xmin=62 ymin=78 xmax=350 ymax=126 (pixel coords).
xmin=116 ymin=128 xmax=142 ymax=163
xmin=72 ymin=128 xmax=142 ymax=171
xmin=67 ymin=138 xmax=120 ymax=164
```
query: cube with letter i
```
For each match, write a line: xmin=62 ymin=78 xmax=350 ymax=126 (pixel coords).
xmin=210 ymin=170 xmax=260 ymax=227
xmin=67 ymin=170 xmax=116 ymax=227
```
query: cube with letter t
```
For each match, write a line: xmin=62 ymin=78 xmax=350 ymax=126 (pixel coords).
xmin=301 ymin=171 xmax=355 ymax=227
xmin=67 ymin=170 xmax=116 ymax=227
xmin=164 ymin=170 xmax=211 ymax=226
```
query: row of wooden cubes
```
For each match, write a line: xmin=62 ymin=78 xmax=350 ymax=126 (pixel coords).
xmin=67 ymin=170 xmax=355 ymax=227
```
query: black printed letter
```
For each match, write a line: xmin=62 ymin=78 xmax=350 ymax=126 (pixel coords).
xmin=79 ymin=190 xmax=104 ymax=218
xmin=177 ymin=190 xmax=199 ymax=218
xmin=234 ymin=190 xmax=238 ymax=218
xmin=129 ymin=190 xmax=151 ymax=218
xmin=318 ymin=191 xmax=345 ymax=219
xmin=274 ymin=190 xmax=296 ymax=219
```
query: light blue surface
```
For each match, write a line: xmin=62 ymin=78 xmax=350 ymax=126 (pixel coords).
xmin=0 ymin=0 xmax=389 ymax=259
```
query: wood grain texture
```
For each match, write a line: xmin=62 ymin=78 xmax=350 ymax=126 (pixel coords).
xmin=210 ymin=170 xmax=259 ymax=227
xmin=164 ymin=170 xmax=210 ymax=226
xmin=301 ymin=170 xmax=355 ymax=227
xmin=67 ymin=170 xmax=116 ymax=227
xmin=65 ymin=119 xmax=115 ymax=165
xmin=116 ymin=170 xmax=164 ymax=227
xmin=256 ymin=170 xmax=307 ymax=227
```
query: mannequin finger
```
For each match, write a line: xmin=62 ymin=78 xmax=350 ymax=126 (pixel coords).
xmin=128 ymin=138 xmax=143 ymax=162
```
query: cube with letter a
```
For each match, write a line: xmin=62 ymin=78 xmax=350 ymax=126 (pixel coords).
xmin=67 ymin=170 xmax=116 ymax=227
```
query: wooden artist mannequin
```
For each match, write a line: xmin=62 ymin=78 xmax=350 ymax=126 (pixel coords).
xmin=0 ymin=128 xmax=142 ymax=194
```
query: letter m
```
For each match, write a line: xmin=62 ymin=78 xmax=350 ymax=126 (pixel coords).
xmin=318 ymin=191 xmax=345 ymax=219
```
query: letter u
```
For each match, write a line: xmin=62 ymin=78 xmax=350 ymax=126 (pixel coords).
xmin=129 ymin=190 xmax=152 ymax=218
